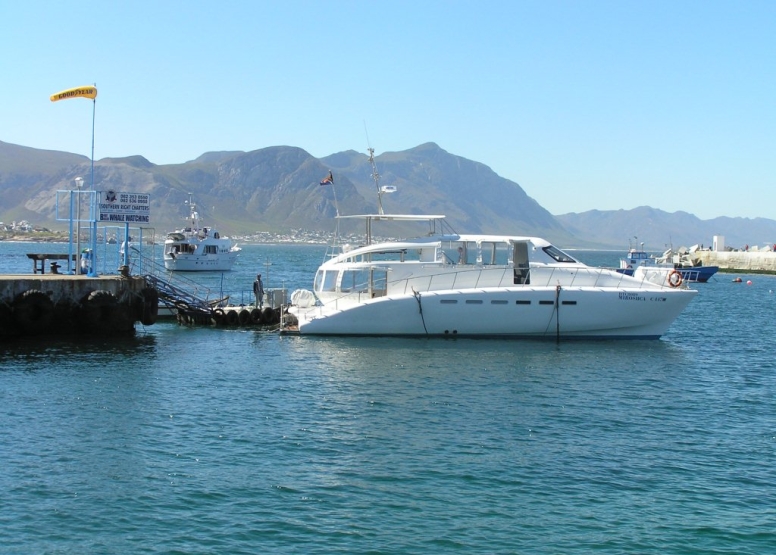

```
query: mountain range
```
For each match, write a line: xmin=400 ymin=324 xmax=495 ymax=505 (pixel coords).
xmin=1 ymin=139 xmax=773 ymax=251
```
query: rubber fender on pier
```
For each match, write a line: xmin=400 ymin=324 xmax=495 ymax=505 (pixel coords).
xmin=250 ymin=308 xmax=262 ymax=324
xmin=238 ymin=309 xmax=252 ymax=326
xmin=224 ymin=310 xmax=239 ymax=326
xmin=283 ymin=312 xmax=299 ymax=327
xmin=262 ymin=307 xmax=279 ymax=325
xmin=212 ymin=308 xmax=226 ymax=325
xmin=80 ymin=290 xmax=119 ymax=333
xmin=139 ymin=287 xmax=159 ymax=326
xmin=0 ymin=301 xmax=16 ymax=337
xmin=13 ymin=289 xmax=54 ymax=335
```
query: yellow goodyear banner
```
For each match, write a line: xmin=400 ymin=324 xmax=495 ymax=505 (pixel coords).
xmin=50 ymin=86 xmax=98 ymax=102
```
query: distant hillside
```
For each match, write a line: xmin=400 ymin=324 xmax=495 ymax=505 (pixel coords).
xmin=1 ymin=139 xmax=775 ymax=249
xmin=556 ymin=207 xmax=776 ymax=251
xmin=322 ymin=142 xmax=572 ymax=242
xmin=0 ymin=140 xmax=577 ymax=244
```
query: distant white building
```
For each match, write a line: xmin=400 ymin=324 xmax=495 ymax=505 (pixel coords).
xmin=8 ymin=220 xmax=32 ymax=231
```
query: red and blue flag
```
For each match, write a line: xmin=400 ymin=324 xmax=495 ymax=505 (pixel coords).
xmin=319 ymin=171 xmax=334 ymax=186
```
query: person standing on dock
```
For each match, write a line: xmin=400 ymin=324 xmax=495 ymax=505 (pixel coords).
xmin=253 ymin=274 xmax=264 ymax=309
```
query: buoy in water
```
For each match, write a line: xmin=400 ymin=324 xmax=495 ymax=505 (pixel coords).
xmin=747 ymin=280 xmax=753 ymax=285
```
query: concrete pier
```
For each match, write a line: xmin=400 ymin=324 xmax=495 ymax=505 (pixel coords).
xmin=694 ymin=251 xmax=776 ymax=273
xmin=0 ymin=274 xmax=158 ymax=339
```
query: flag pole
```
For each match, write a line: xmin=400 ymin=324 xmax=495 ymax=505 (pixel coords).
xmin=332 ymin=182 xmax=339 ymax=218
xmin=319 ymin=171 xmax=340 ymax=246
xmin=89 ymin=83 xmax=97 ymax=275
xmin=50 ymin=84 xmax=99 ymax=275
xmin=90 ymin=84 xmax=96 ymax=190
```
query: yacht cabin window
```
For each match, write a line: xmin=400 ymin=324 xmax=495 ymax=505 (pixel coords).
xmin=340 ymin=269 xmax=371 ymax=293
xmin=368 ymin=250 xmax=408 ymax=263
xmin=442 ymin=241 xmax=512 ymax=265
xmin=372 ymin=269 xmax=387 ymax=297
xmin=543 ymin=245 xmax=577 ymax=263
xmin=314 ymin=270 xmax=339 ymax=293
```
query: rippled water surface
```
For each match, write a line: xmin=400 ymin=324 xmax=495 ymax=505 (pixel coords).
xmin=2 ymin=242 xmax=775 ymax=554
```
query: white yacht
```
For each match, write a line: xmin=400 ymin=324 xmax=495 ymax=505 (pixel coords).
xmin=163 ymin=196 xmax=241 ymax=271
xmin=284 ymin=213 xmax=697 ymax=339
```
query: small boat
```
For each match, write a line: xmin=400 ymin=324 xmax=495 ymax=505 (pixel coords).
xmin=163 ymin=196 xmax=241 ymax=271
xmin=283 ymin=155 xmax=697 ymax=339
xmin=617 ymin=242 xmax=718 ymax=283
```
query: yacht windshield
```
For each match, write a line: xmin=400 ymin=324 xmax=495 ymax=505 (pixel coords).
xmin=543 ymin=245 xmax=577 ymax=263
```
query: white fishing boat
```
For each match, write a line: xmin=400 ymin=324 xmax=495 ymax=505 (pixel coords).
xmin=163 ymin=196 xmax=241 ymax=271
xmin=283 ymin=156 xmax=697 ymax=339
xmin=617 ymin=242 xmax=718 ymax=283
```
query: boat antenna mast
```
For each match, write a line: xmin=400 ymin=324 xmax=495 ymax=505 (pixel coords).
xmin=364 ymin=123 xmax=386 ymax=215
xmin=367 ymin=148 xmax=385 ymax=216
xmin=185 ymin=192 xmax=200 ymax=231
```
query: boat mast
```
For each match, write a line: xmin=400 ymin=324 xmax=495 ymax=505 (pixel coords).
xmin=368 ymin=148 xmax=384 ymax=216
xmin=186 ymin=192 xmax=199 ymax=231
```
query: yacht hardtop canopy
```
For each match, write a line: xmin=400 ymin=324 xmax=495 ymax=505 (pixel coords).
xmin=336 ymin=213 xmax=446 ymax=221
xmin=453 ymin=234 xmax=553 ymax=247
xmin=336 ymin=212 xmax=559 ymax=250
xmin=337 ymin=213 xmax=450 ymax=245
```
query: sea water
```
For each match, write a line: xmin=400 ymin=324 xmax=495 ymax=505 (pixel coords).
xmin=1 ymin=242 xmax=775 ymax=554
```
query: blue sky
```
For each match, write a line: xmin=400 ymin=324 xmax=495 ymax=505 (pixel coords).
xmin=2 ymin=1 xmax=773 ymax=220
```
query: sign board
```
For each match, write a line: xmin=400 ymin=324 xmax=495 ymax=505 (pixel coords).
xmin=98 ymin=191 xmax=151 ymax=223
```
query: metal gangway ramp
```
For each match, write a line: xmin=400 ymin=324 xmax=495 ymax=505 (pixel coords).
xmin=128 ymin=247 xmax=228 ymax=321
xmin=142 ymin=274 xmax=217 ymax=316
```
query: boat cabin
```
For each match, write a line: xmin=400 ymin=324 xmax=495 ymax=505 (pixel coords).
xmin=313 ymin=237 xmax=580 ymax=298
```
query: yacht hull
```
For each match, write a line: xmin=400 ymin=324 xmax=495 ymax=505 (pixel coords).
xmin=617 ymin=265 xmax=718 ymax=283
xmin=291 ymin=286 xmax=697 ymax=339
xmin=163 ymin=252 xmax=239 ymax=272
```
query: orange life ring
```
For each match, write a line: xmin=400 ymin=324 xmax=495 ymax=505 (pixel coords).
xmin=668 ymin=270 xmax=683 ymax=288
